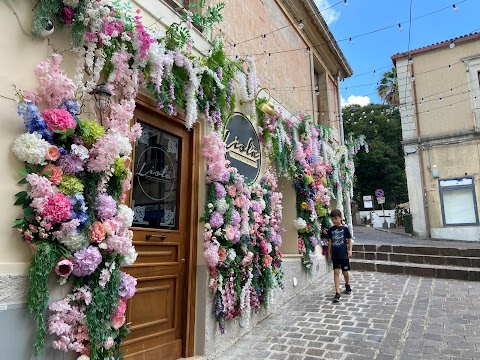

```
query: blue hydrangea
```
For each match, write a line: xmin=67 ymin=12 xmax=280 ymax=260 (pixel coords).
xmin=17 ymin=102 xmax=52 ymax=142
xmin=60 ymin=99 xmax=80 ymax=118
xmin=69 ymin=194 xmax=89 ymax=227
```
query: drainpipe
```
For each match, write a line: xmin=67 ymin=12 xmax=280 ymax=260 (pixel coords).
xmin=410 ymin=61 xmax=431 ymax=238
xmin=337 ymin=71 xmax=353 ymax=236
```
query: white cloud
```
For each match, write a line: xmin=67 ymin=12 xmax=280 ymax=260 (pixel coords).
xmin=341 ymin=95 xmax=371 ymax=108
xmin=314 ymin=0 xmax=341 ymax=25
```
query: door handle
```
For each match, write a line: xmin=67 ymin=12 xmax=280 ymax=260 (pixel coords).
xmin=145 ymin=233 xmax=167 ymax=240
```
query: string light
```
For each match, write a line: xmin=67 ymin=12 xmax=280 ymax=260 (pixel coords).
xmin=349 ymin=37 xmax=353 ymax=45
xmin=408 ymin=57 xmax=414 ymax=65
xmin=398 ymin=23 xmax=403 ymax=32
xmin=298 ymin=20 xmax=305 ymax=30
xmin=452 ymin=4 xmax=458 ymax=12
xmin=449 ymin=41 xmax=456 ymax=49
xmin=344 ymin=0 xmax=348 ymax=6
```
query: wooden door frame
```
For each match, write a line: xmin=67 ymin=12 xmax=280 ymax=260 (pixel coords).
xmin=134 ymin=93 xmax=199 ymax=357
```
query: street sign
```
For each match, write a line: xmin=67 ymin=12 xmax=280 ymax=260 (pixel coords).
xmin=375 ymin=189 xmax=384 ymax=197
xmin=363 ymin=195 xmax=373 ymax=208
xmin=377 ymin=197 xmax=385 ymax=204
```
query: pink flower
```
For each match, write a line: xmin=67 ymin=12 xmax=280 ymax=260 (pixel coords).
xmin=228 ymin=186 xmax=236 ymax=197
xmin=40 ymin=193 xmax=72 ymax=224
xmin=61 ymin=7 xmax=75 ymax=25
xmin=111 ymin=299 xmax=127 ymax=330
xmin=263 ymin=255 xmax=272 ymax=268
xmin=42 ymin=109 xmax=76 ymax=131
xmin=45 ymin=146 xmax=61 ymax=161
xmin=225 ymin=225 xmax=235 ymax=241
xmin=218 ymin=248 xmax=227 ymax=262
xmin=241 ymin=251 xmax=254 ymax=266
xmin=104 ymin=337 xmax=114 ymax=350
xmin=55 ymin=258 xmax=73 ymax=277
xmin=42 ymin=164 xmax=63 ymax=185
xmin=102 ymin=219 xmax=116 ymax=236
xmin=90 ymin=221 xmax=106 ymax=243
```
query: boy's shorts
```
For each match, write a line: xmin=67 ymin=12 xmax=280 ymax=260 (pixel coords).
xmin=332 ymin=258 xmax=351 ymax=271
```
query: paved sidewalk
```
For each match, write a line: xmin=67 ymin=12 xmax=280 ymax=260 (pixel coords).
xmin=215 ymin=271 xmax=480 ymax=360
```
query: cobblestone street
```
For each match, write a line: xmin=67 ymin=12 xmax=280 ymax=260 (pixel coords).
xmin=215 ymin=270 xmax=480 ymax=360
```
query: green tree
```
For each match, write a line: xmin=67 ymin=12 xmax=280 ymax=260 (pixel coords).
xmin=343 ymin=103 xmax=407 ymax=209
xmin=377 ymin=67 xmax=399 ymax=106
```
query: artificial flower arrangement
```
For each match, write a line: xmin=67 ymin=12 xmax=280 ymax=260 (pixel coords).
xmin=31 ymin=0 xmax=237 ymax=130
xmin=12 ymin=55 xmax=140 ymax=359
xmin=201 ymin=131 xmax=284 ymax=333
xmin=256 ymin=99 xmax=368 ymax=268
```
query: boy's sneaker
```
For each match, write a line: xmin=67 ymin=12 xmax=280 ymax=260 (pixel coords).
xmin=333 ymin=293 xmax=341 ymax=302
xmin=345 ymin=285 xmax=352 ymax=294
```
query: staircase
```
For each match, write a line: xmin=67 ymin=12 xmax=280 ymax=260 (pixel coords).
xmin=351 ymin=244 xmax=480 ymax=281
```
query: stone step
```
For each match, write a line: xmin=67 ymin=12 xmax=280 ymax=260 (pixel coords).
xmin=352 ymin=251 xmax=480 ymax=268
xmin=350 ymin=259 xmax=480 ymax=281
xmin=353 ymin=244 xmax=480 ymax=257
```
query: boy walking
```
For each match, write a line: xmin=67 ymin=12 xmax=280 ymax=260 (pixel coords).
xmin=327 ymin=209 xmax=353 ymax=302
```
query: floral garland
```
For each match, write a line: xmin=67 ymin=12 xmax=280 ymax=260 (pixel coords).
xmin=256 ymin=99 xmax=367 ymax=268
xmin=201 ymin=132 xmax=284 ymax=332
xmin=32 ymin=0 xmax=237 ymax=129
xmin=13 ymin=56 xmax=139 ymax=359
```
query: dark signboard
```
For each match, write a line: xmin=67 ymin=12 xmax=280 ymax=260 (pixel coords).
xmin=224 ymin=113 xmax=261 ymax=183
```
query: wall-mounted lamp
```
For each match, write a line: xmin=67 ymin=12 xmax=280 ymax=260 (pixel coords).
xmin=404 ymin=145 xmax=418 ymax=155
xmin=241 ymin=87 xmax=276 ymax=116
xmin=92 ymin=83 xmax=112 ymax=123
xmin=297 ymin=20 xmax=305 ymax=30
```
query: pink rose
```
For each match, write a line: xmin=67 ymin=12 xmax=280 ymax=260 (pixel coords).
xmin=102 ymin=219 xmax=116 ymax=236
xmin=42 ymin=164 xmax=63 ymax=185
xmin=203 ymin=230 xmax=212 ymax=241
xmin=225 ymin=225 xmax=235 ymax=241
xmin=111 ymin=299 xmax=127 ymax=330
xmin=45 ymin=146 xmax=60 ymax=161
xmin=90 ymin=221 xmax=106 ymax=243
xmin=104 ymin=337 xmax=114 ymax=350
xmin=263 ymin=255 xmax=272 ymax=268
xmin=55 ymin=258 xmax=73 ymax=277
xmin=228 ymin=186 xmax=236 ymax=197
xmin=218 ymin=248 xmax=227 ymax=262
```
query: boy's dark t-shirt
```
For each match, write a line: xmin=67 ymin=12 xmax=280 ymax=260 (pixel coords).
xmin=327 ymin=225 xmax=351 ymax=260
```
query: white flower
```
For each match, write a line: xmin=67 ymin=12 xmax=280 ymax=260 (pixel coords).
xmin=266 ymin=242 xmax=272 ymax=254
xmin=12 ymin=132 xmax=50 ymax=165
xmin=77 ymin=355 xmax=90 ymax=360
xmin=120 ymin=246 xmax=138 ymax=266
xmin=59 ymin=233 xmax=87 ymax=252
xmin=227 ymin=248 xmax=236 ymax=261
xmin=98 ymin=242 xmax=108 ymax=250
xmin=215 ymin=198 xmax=229 ymax=215
xmin=293 ymin=218 xmax=307 ymax=230
xmin=259 ymin=199 xmax=266 ymax=211
xmin=71 ymin=144 xmax=89 ymax=160
xmin=207 ymin=203 xmax=214 ymax=209
xmin=63 ymin=0 xmax=79 ymax=8
xmin=113 ymin=134 xmax=132 ymax=156
xmin=117 ymin=205 xmax=134 ymax=227
xmin=204 ymin=223 xmax=211 ymax=230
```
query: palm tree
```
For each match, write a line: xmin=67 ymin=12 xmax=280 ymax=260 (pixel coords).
xmin=377 ymin=67 xmax=399 ymax=106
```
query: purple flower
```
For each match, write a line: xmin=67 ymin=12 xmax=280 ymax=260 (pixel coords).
xmin=72 ymin=246 xmax=102 ymax=277
xmin=95 ymin=194 xmax=117 ymax=220
xmin=251 ymin=201 xmax=261 ymax=213
xmin=209 ymin=211 xmax=224 ymax=229
xmin=310 ymin=236 xmax=318 ymax=248
xmin=61 ymin=7 xmax=75 ymax=25
xmin=118 ymin=272 xmax=137 ymax=300
xmin=57 ymin=154 xmax=84 ymax=174
xmin=231 ymin=210 xmax=241 ymax=226
xmin=214 ymin=182 xmax=226 ymax=198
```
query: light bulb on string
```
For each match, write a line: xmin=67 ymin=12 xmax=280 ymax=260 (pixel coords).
xmin=439 ymin=97 xmax=443 ymax=102
xmin=448 ymin=64 xmax=452 ymax=70
xmin=298 ymin=20 xmax=305 ymax=30
xmin=453 ymin=4 xmax=458 ymax=12
xmin=344 ymin=0 xmax=348 ymax=6
xmin=449 ymin=41 xmax=455 ymax=49
xmin=408 ymin=57 xmax=414 ymax=65
xmin=398 ymin=23 xmax=403 ymax=32
xmin=349 ymin=37 xmax=353 ymax=45
xmin=411 ymin=76 xmax=415 ymax=82
xmin=305 ymin=47 xmax=311 ymax=54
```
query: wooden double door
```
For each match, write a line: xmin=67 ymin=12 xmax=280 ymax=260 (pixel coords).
xmin=123 ymin=102 xmax=197 ymax=359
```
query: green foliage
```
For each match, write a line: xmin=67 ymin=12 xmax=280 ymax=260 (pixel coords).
xmin=80 ymin=254 xmax=122 ymax=360
xmin=377 ymin=67 xmax=399 ymax=106
xmin=343 ymin=103 xmax=407 ymax=209
xmin=165 ymin=23 xmax=191 ymax=50
xmin=28 ymin=241 xmax=68 ymax=356
xmin=189 ymin=0 xmax=225 ymax=31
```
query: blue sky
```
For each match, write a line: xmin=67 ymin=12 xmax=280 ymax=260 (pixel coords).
xmin=316 ymin=0 xmax=480 ymax=106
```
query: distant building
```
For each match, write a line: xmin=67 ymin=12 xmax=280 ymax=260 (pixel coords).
xmin=392 ymin=32 xmax=480 ymax=241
